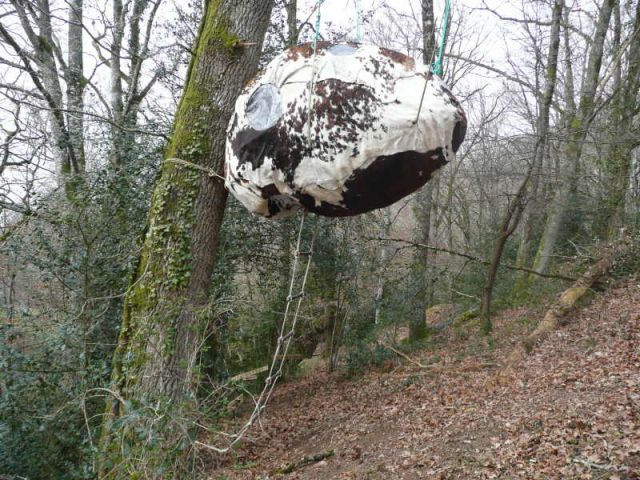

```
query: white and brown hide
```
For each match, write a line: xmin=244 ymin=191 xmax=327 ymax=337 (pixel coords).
xmin=225 ymin=42 xmax=466 ymax=218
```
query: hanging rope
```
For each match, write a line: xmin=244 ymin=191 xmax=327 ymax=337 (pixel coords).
xmin=354 ymin=0 xmax=363 ymax=43
xmin=306 ymin=0 xmax=324 ymax=148
xmin=432 ymin=0 xmax=452 ymax=77
xmin=414 ymin=0 xmax=453 ymax=125
xmin=312 ymin=0 xmax=323 ymax=50
xmin=163 ymin=157 xmax=226 ymax=182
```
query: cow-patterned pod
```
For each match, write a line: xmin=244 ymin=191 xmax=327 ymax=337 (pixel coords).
xmin=225 ymin=42 xmax=466 ymax=218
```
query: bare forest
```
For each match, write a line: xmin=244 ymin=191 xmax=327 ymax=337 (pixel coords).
xmin=0 ymin=0 xmax=639 ymax=478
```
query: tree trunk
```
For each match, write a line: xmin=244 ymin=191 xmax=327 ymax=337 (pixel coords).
xmin=480 ymin=0 xmax=563 ymax=332
xmin=109 ymin=0 xmax=126 ymax=167
xmin=67 ymin=0 xmax=85 ymax=172
xmin=121 ymin=0 xmax=149 ymax=162
xmin=421 ymin=0 xmax=435 ymax=64
xmin=98 ymin=0 xmax=274 ymax=476
xmin=286 ymin=0 xmax=298 ymax=46
xmin=375 ymin=210 xmax=391 ymax=325
xmin=598 ymin=1 xmax=640 ymax=239
xmin=532 ymin=0 xmax=615 ymax=275
xmin=507 ymin=237 xmax=635 ymax=365
xmin=479 ymin=185 xmax=527 ymax=333
xmin=514 ymin=156 xmax=542 ymax=274
xmin=409 ymin=0 xmax=436 ymax=341
xmin=373 ymin=243 xmax=386 ymax=324
xmin=108 ymin=0 xmax=161 ymax=166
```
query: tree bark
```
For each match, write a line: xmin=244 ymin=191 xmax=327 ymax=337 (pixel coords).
xmin=109 ymin=0 xmax=126 ymax=167
xmin=421 ymin=0 xmax=435 ymax=64
xmin=286 ymin=0 xmax=298 ymax=46
xmin=67 ymin=0 xmax=85 ymax=172
xmin=98 ymin=0 xmax=274 ymax=476
xmin=597 ymin=1 xmax=640 ymax=239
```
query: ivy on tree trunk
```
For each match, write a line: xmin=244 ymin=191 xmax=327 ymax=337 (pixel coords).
xmin=97 ymin=1 xmax=274 ymax=477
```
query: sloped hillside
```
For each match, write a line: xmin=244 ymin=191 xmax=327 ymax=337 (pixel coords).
xmin=209 ymin=282 xmax=640 ymax=479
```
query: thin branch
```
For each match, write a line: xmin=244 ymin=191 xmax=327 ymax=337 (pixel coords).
xmin=444 ymin=53 xmax=564 ymax=114
xmin=374 ymin=237 xmax=577 ymax=282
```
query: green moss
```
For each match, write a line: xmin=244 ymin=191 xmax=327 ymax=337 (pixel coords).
xmin=201 ymin=0 xmax=241 ymax=52
xmin=165 ymin=0 xmax=240 ymax=163
xmin=98 ymin=0 xmax=250 ymax=475
xmin=453 ymin=309 xmax=479 ymax=326
xmin=210 ymin=15 xmax=241 ymax=51
xmin=165 ymin=87 xmax=215 ymax=161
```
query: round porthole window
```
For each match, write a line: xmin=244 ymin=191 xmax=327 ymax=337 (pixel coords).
xmin=246 ymin=83 xmax=283 ymax=131
xmin=328 ymin=44 xmax=357 ymax=56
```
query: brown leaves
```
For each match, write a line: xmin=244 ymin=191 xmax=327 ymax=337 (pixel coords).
xmin=208 ymin=284 xmax=640 ymax=479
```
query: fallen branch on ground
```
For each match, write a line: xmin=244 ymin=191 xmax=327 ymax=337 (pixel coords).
xmin=381 ymin=343 xmax=496 ymax=373
xmin=275 ymin=450 xmax=335 ymax=474
xmin=382 ymin=343 xmax=431 ymax=368
xmin=229 ymin=366 xmax=268 ymax=383
xmin=506 ymin=238 xmax=636 ymax=365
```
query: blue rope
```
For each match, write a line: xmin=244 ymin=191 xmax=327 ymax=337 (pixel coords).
xmin=312 ymin=0 xmax=323 ymax=51
xmin=432 ymin=0 xmax=451 ymax=76
xmin=355 ymin=0 xmax=363 ymax=43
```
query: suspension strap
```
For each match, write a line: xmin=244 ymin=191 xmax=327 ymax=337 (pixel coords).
xmin=414 ymin=0 xmax=453 ymax=125
xmin=354 ymin=0 xmax=363 ymax=43
xmin=312 ymin=0 xmax=323 ymax=51
xmin=163 ymin=157 xmax=226 ymax=182
xmin=432 ymin=0 xmax=451 ymax=77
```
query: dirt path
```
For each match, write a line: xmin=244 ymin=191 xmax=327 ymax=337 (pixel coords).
xmin=208 ymin=283 xmax=640 ymax=479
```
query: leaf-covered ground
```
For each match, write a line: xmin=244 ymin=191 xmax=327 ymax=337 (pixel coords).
xmin=208 ymin=282 xmax=640 ymax=479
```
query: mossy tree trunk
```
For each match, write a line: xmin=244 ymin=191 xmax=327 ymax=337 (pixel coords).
xmin=594 ymin=1 xmax=640 ymax=240
xmin=98 ymin=0 xmax=274 ymax=477
xmin=507 ymin=237 xmax=636 ymax=364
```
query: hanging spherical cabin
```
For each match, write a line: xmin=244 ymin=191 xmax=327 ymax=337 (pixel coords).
xmin=225 ymin=42 xmax=466 ymax=218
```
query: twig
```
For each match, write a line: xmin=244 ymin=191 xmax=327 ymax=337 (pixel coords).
xmin=275 ymin=450 xmax=335 ymax=474
xmin=373 ymin=237 xmax=577 ymax=282
xmin=572 ymin=457 xmax=620 ymax=471
xmin=382 ymin=343 xmax=496 ymax=373
xmin=381 ymin=342 xmax=430 ymax=368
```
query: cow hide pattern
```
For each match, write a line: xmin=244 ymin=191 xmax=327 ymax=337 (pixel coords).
xmin=225 ymin=42 xmax=467 ymax=218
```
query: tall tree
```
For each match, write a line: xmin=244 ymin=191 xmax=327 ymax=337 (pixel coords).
xmin=0 ymin=0 xmax=165 ymax=197
xmin=66 ymin=0 xmax=85 ymax=174
xmin=593 ymin=0 xmax=640 ymax=239
xmin=98 ymin=0 xmax=274 ymax=476
xmin=409 ymin=0 xmax=436 ymax=340
xmin=480 ymin=0 xmax=563 ymax=331
xmin=532 ymin=0 xmax=616 ymax=274
xmin=0 ymin=0 xmax=81 ymax=179
xmin=109 ymin=0 xmax=163 ymax=167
